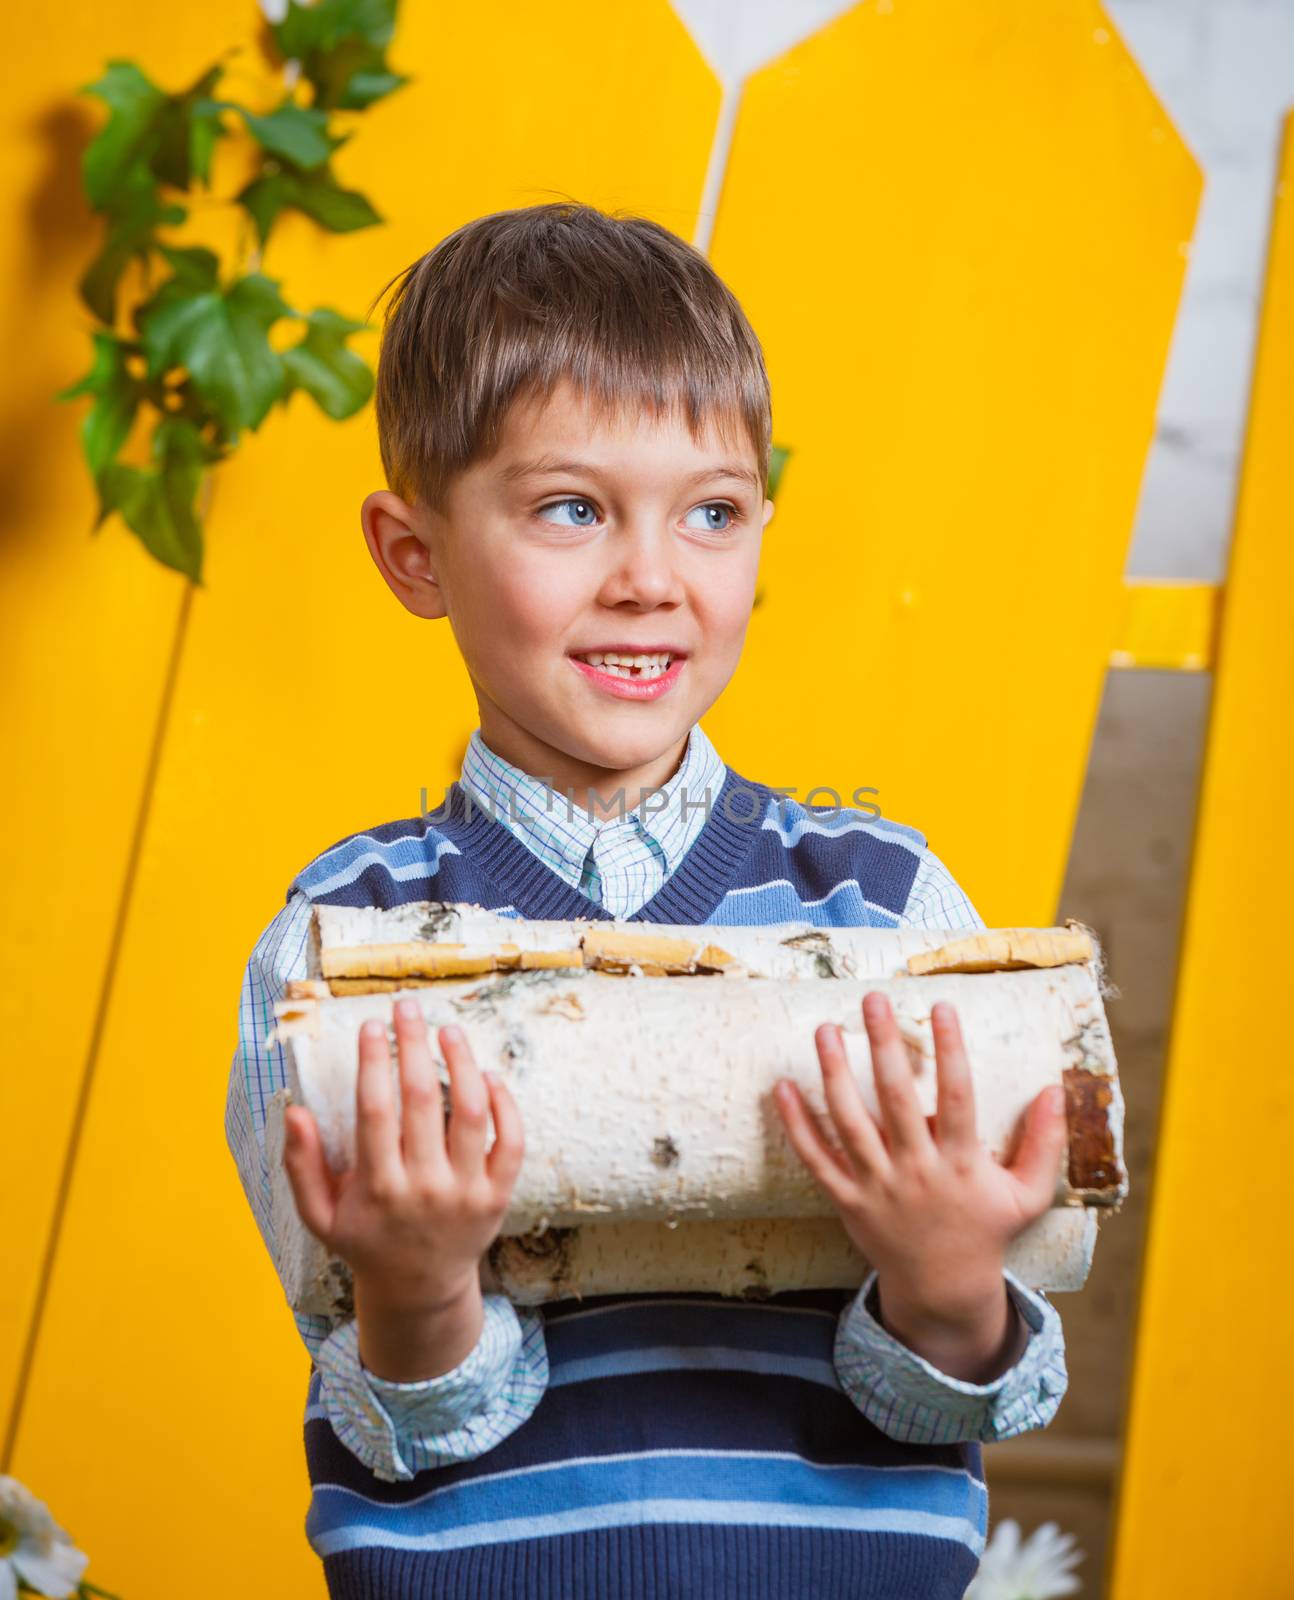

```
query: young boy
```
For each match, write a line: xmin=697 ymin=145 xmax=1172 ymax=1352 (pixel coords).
xmin=226 ymin=201 xmax=1070 ymax=1599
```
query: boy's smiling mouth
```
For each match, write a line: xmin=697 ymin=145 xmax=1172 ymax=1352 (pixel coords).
xmin=569 ymin=646 xmax=688 ymax=699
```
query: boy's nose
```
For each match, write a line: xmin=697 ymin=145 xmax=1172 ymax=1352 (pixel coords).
xmin=598 ymin=525 xmax=686 ymax=608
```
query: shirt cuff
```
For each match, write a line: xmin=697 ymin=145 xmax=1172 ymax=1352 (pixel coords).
xmin=833 ymin=1265 xmax=1069 ymax=1444
xmin=315 ymin=1294 xmax=549 ymax=1482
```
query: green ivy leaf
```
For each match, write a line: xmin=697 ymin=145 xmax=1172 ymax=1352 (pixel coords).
xmin=272 ymin=0 xmax=409 ymax=111
xmin=155 ymin=242 xmax=222 ymax=290
xmin=96 ymin=415 xmax=210 ymax=581
xmin=274 ymin=0 xmax=397 ymax=57
xmin=79 ymin=60 xmax=167 ymax=209
xmin=136 ymin=269 xmax=292 ymax=432
xmin=77 ymin=163 xmax=187 ymax=323
xmin=188 ymin=96 xmax=228 ymax=186
xmin=337 ymin=68 xmax=410 ymax=109
xmin=76 ymin=60 xmax=234 ymax=320
xmin=281 ymin=306 xmax=374 ymax=419
xmin=753 ymin=445 xmax=791 ymax=610
xmin=151 ymin=64 xmax=227 ymax=189
xmin=235 ymin=165 xmax=382 ymax=247
xmin=240 ymin=101 xmax=343 ymax=171
xmin=80 ymin=59 xmax=232 ymax=206
xmin=766 ymin=443 xmax=791 ymax=499
xmin=55 ymin=330 xmax=141 ymax=474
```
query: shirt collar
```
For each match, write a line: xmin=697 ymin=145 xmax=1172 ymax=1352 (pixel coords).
xmin=458 ymin=723 xmax=726 ymax=891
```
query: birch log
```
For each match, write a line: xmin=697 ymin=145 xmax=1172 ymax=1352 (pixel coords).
xmin=266 ymin=903 xmax=1125 ymax=1313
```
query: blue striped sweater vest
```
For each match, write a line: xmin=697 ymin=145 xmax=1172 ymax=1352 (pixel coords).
xmin=295 ymin=763 xmax=986 ymax=1598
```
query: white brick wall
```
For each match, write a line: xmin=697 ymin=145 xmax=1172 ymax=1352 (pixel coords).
xmin=1105 ymin=0 xmax=1294 ymax=578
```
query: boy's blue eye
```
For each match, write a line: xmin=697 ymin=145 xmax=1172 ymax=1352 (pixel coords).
xmin=685 ymin=502 xmax=735 ymax=532
xmin=537 ymin=498 xmax=599 ymax=527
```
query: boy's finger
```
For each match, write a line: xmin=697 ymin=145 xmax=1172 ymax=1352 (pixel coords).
xmin=1005 ymin=1085 xmax=1069 ymax=1213
xmin=283 ymin=1106 xmax=338 ymax=1244
xmin=816 ymin=1022 xmax=890 ymax=1179
xmin=443 ymin=1024 xmax=490 ymax=1174
xmin=862 ymin=993 xmax=932 ymax=1157
xmin=355 ymin=1019 xmax=405 ymax=1195
xmin=392 ymin=998 xmax=449 ymax=1178
xmin=930 ymin=1002 xmax=980 ymax=1154
xmin=484 ymin=1071 xmax=525 ymax=1194
xmin=773 ymin=1080 xmax=856 ymax=1208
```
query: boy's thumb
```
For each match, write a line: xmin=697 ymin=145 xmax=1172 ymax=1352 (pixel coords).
xmin=1005 ymin=1086 xmax=1069 ymax=1212
xmin=282 ymin=1107 xmax=336 ymax=1245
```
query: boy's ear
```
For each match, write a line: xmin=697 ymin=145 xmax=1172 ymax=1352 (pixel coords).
xmin=762 ymin=498 xmax=776 ymax=529
xmin=360 ymin=490 xmax=447 ymax=620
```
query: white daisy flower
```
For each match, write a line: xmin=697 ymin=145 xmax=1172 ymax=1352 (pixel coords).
xmin=0 ymin=1476 xmax=90 ymax=1600
xmin=965 ymin=1517 xmax=1085 ymax=1599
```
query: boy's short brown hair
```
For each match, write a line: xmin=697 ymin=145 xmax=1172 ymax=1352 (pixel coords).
xmin=369 ymin=202 xmax=772 ymax=512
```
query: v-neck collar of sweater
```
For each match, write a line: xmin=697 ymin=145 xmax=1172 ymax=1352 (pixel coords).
xmin=457 ymin=723 xmax=726 ymax=896
xmin=433 ymin=761 xmax=773 ymax=924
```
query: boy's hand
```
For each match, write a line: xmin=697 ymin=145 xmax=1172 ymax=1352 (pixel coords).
xmin=281 ymin=997 xmax=524 ymax=1380
xmin=773 ymin=992 xmax=1068 ymax=1380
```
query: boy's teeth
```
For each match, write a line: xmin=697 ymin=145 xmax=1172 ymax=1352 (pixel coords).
xmin=576 ymin=651 xmax=674 ymax=680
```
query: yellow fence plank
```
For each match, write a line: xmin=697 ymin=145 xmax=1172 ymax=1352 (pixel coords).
xmin=1108 ymin=113 xmax=1294 ymax=1599
xmin=7 ymin=1 xmax=719 ymax=1591
xmin=0 ymin=0 xmax=216 ymax=1453
xmin=706 ymin=0 xmax=1200 ymax=928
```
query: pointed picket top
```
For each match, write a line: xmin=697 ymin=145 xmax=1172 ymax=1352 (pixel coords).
xmin=669 ymin=0 xmax=862 ymax=85
xmin=682 ymin=0 xmax=862 ymax=252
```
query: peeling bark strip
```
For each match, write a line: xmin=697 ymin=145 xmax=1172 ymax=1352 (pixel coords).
xmin=321 ymin=941 xmax=584 ymax=982
xmin=905 ymin=924 xmax=1096 ymax=976
xmin=316 ymin=927 xmax=738 ymax=987
xmin=265 ymin=903 xmax=1127 ymax=1308
xmin=1064 ymin=1067 xmax=1124 ymax=1193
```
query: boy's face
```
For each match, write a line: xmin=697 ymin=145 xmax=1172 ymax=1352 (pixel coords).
xmin=363 ymin=378 xmax=774 ymax=803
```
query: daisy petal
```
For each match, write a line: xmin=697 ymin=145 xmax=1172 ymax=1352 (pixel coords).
xmin=13 ymin=1540 xmax=90 ymax=1599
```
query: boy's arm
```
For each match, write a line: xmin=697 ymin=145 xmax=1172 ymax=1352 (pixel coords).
xmin=306 ymin=1299 xmax=547 ymax=1481
xmin=829 ymin=844 xmax=1069 ymax=1444
xmin=901 ymin=843 xmax=986 ymax=934
xmin=225 ymin=888 xmax=548 ymax=1483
